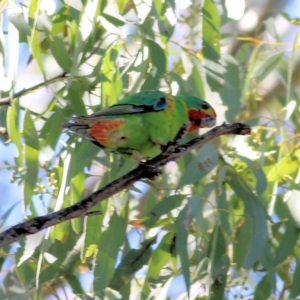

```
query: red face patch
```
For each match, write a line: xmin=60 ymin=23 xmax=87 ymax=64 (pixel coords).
xmin=188 ymin=109 xmax=208 ymax=132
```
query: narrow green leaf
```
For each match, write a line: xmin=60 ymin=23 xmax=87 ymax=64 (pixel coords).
xmin=236 ymin=155 xmax=267 ymax=195
xmin=290 ymin=259 xmax=300 ymax=298
xmin=207 ymin=225 xmax=229 ymax=279
xmin=272 ymin=218 xmax=298 ymax=266
xmin=175 ymin=196 xmax=203 ymax=294
xmin=227 ymin=167 xmax=268 ymax=269
xmin=70 ymin=171 xmax=85 ymax=233
xmin=102 ymin=12 xmax=126 ymax=26
xmin=65 ymin=81 xmax=87 ymax=115
xmin=153 ymin=0 xmax=175 ymax=44
xmin=253 ymin=274 xmax=272 ymax=300
xmin=40 ymin=107 xmax=65 ymax=150
xmin=101 ymin=44 xmax=123 ymax=107
xmin=254 ymin=52 xmax=284 ymax=83
xmin=141 ymin=232 xmax=175 ymax=298
xmin=207 ymin=225 xmax=230 ymax=299
xmin=217 ymin=184 xmax=230 ymax=235
xmin=65 ymin=274 xmax=86 ymax=297
xmin=220 ymin=54 xmax=241 ymax=122
xmin=141 ymin=195 xmax=186 ymax=228
xmin=202 ymin=0 xmax=221 ymax=63
xmin=178 ymin=143 xmax=218 ymax=188
xmin=176 ymin=205 xmax=190 ymax=294
xmin=109 ymin=236 xmax=156 ymax=291
xmin=51 ymin=6 xmax=69 ymax=36
xmin=7 ymin=8 xmax=30 ymax=37
xmin=49 ymin=35 xmax=73 ymax=72
xmin=30 ymin=30 xmax=45 ymax=75
xmin=23 ymin=111 xmax=39 ymax=205
xmin=65 ymin=0 xmax=83 ymax=11
xmin=7 ymin=100 xmax=23 ymax=166
xmin=82 ymin=201 xmax=107 ymax=261
xmin=189 ymin=64 xmax=205 ymax=99
xmin=233 ymin=215 xmax=253 ymax=269
xmin=141 ymin=39 xmax=166 ymax=91
xmin=93 ymin=211 xmax=126 ymax=293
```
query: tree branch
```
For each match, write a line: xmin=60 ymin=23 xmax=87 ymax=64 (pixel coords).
xmin=0 ymin=122 xmax=251 ymax=247
xmin=0 ymin=73 xmax=67 ymax=106
xmin=0 ymin=126 xmax=8 ymax=138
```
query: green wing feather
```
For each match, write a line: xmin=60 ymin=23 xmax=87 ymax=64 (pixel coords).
xmin=90 ymin=91 xmax=168 ymax=117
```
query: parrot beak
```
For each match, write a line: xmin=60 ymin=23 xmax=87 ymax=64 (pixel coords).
xmin=201 ymin=116 xmax=216 ymax=128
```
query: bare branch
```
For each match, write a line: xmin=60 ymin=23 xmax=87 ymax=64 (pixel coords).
xmin=0 ymin=73 xmax=67 ymax=106
xmin=0 ymin=126 xmax=8 ymax=138
xmin=0 ymin=122 xmax=251 ymax=247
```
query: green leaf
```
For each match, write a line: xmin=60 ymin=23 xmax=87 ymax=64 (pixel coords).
xmin=178 ymin=143 xmax=218 ymax=188
xmin=208 ymin=226 xmax=230 ymax=299
xmin=23 ymin=111 xmax=39 ymax=205
xmin=253 ymin=274 xmax=272 ymax=300
xmin=101 ymin=44 xmax=123 ymax=107
xmin=82 ymin=201 xmax=107 ymax=260
xmin=109 ymin=236 xmax=156 ymax=291
xmin=217 ymin=184 xmax=230 ymax=235
xmin=65 ymin=81 xmax=87 ymax=115
xmin=102 ymin=12 xmax=126 ymax=26
xmin=236 ymin=155 xmax=267 ymax=195
xmin=65 ymin=0 xmax=83 ymax=11
xmin=40 ymin=107 xmax=65 ymax=149
xmin=7 ymin=7 xmax=30 ymax=39
xmin=176 ymin=204 xmax=190 ymax=294
xmin=220 ymin=54 xmax=241 ymax=122
xmin=70 ymin=171 xmax=85 ymax=233
xmin=233 ymin=215 xmax=253 ymax=269
xmin=141 ymin=195 xmax=186 ymax=228
xmin=51 ymin=6 xmax=69 ymax=36
xmin=30 ymin=30 xmax=45 ymax=75
xmin=290 ymin=259 xmax=300 ymax=298
xmin=7 ymin=100 xmax=23 ymax=166
xmin=65 ymin=274 xmax=86 ymax=297
xmin=141 ymin=232 xmax=175 ymax=298
xmin=254 ymin=52 xmax=284 ymax=82
xmin=175 ymin=196 xmax=203 ymax=294
xmin=153 ymin=0 xmax=175 ymax=44
xmin=188 ymin=64 xmax=205 ymax=99
xmin=227 ymin=167 xmax=268 ymax=269
xmin=49 ymin=35 xmax=73 ymax=72
xmin=207 ymin=225 xmax=229 ymax=278
xmin=203 ymin=0 xmax=221 ymax=63
xmin=93 ymin=211 xmax=126 ymax=293
xmin=141 ymin=39 xmax=166 ymax=91
xmin=267 ymin=150 xmax=300 ymax=182
xmin=272 ymin=218 xmax=298 ymax=266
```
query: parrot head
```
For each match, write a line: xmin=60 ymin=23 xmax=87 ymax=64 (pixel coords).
xmin=182 ymin=95 xmax=217 ymax=132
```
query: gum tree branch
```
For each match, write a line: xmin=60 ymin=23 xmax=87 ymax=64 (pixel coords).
xmin=0 ymin=73 xmax=67 ymax=106
xmin=0 ymin=126 xmax=8 ymax=138
xmin=0 ymin=122 xmax=251 ymax=247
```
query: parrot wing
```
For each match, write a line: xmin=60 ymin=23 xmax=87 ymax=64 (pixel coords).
xmin=90 ymin=90 xmax=168 ymax=118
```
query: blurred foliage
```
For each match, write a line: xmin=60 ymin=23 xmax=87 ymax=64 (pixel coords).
xmin=0 ymin=0 xmax=300 ymax=299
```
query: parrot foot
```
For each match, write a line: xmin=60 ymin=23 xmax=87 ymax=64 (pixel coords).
xmin=160 ymin=124 xmax=188 ymax=155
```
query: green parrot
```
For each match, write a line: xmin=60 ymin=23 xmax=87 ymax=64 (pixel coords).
xmin=63 ymin=90 xmax=216 ymax=160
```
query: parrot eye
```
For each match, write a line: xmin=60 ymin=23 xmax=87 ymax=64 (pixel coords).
xmin=201 ymin=102 xmax=209 ymax=110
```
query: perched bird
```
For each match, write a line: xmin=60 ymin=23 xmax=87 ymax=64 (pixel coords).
xmin=63 ymin=90 xmax=216 ymax=160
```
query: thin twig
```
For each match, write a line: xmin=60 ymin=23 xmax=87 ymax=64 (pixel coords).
xmin=0 ymin=73 xmax=67 ymax=106
xmin=0 ymin=126 xmax=8 ymax=138
xmin=0 ymin=122 xmax=251 ymax=247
